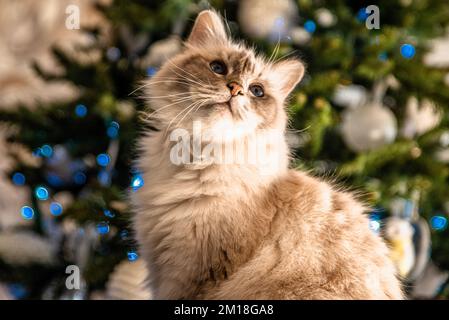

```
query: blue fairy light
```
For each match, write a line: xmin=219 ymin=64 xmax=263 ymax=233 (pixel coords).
xmin=96 ymin=222 xmax=110 ymax=235
xmin=378 ymin=52 xmax=388 ymax=61
xmin=40 ymin=144 xmax=53 ymax=158
xmin=21 ymin=206 xmax=34 ymax=220
xmin=110 ymin=121 xmax=120 ymax=129
xmin=356 ymin=7 xmax=368 ymax=22
xmin=98 ymin=170 xmax=111 ymax=186
xmin=304 ymin=20 xmax=316 ymax=33
xmin=127 ymin=251 xmax=139 ymax=262
xmin=50 ymin=202 xmax=63 ymax=216
xmin=131 ymin=174 xmax=144 ymax=191
xmin=104 ymin=209 xmax=115 ymax=218
xmin=46 ymin=173 xmax=63 ymax=187
xmin=430 ymin=215 xmax=447 ymax=231
xmin=107 ymin=126 xmax=119 ymax=139
xmin=73 ymin=171 xmax=87 ymax=185
xmin=146 ymin=67 xmax=157 ymax=77
xmin=106 ymin=47 xmax=121 ymax=61
xmin=12 ymin=172 xmax=26 ymax=186
xmin=32 ymin=148 xmax=42 ymax=157
xmin=75 ymin=104 xmax=88 ymax=117
xmin=400 ymin=44 xmax=415 ymax=59
xmin=96 ymin=153 xmax=110 ymax=167
xmin=35 ymin=186 xmax=49 ymax=200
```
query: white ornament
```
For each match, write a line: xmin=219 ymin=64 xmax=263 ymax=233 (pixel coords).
xmin=238 ymin=0 xmax=297 ymax=40
xmin=424 ymin=33 xmax=449 ymax=67
xmin=140 ymin=35 xmax=182 ymax=68
xmin=290 ymin=27 xmax=311 ymax=45
xmin=105 ymin=260 xmax=152 ymax=300
xmin=341 ymin=102 xmax=397 ymax=152
xmin=332 ymin=84 xmax=367 ymax=108
xmin=401 ymin=97 xmax=441 ymax=138
xmin=0 ymin=231 xmax=57 ymax=266
xmin=384 ymin=217 xmax=415 ymax=278
xmin=315 ymin=8 xmax=336 ymax=27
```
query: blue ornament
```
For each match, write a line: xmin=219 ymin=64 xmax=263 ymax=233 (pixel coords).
xmin=96 ymin=222 xmax=110 ymax=234
xmin=127 ymin=251 xmax=139 ymax=262
xmin=104 ymin=209 xmax=115 ymax=218
xmin=50 ymin=202 xmax=63 ymax=216
xmin=146 ymin=67 xmax=157 ymax=77
xmin=12 ymin=172 xmax=26 ymax=186
xmin=75 ymin=104 xmax=88 ymax=117
xmin=8 ymin=284 xmax=27 ymax=299
xmin=107 ymin=126 xmax=119 ymax=139
xmin=304 ymin=20 xmax=316 ymax=33
xmin=73 ymin=171 xmax=87 ymax=185
xmin=356 ymin=8 xmax=368 ymax=22
xmin=131 ymin=174 xmax=144 ymax=191
xmin=21 ymin=206 xmax=34 ymax=220
xmin=40 ymin=144 xmax=53 ymax=158
xmin=96 ymin=153 xmax=110 ymax=167
xmin=430 ymin=215 xmax=447 ymax=231
xmin=400 ymin=44 xmax=415 ymax=59
xmin=35 ymin=186 xmax=49 ymax=200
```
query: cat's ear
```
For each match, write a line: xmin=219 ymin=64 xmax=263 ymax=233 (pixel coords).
xmin=187 ymin=10 xmax=228 ymax=46
xmin=271 ymin=59 xmax=305 ymax=97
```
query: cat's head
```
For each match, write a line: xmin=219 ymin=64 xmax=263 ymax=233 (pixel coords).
xmin=146 ymin=10 xmax=304 ymax=141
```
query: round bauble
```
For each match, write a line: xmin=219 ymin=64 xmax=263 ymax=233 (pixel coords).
xmin=238 ymin=0 xmax=297 ymax=41
xmin=341 ymin=103 xmax=397 ymax=152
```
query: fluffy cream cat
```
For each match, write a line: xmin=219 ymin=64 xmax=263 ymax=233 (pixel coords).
xmin=132 ymin=10 xmax=403 ymax=299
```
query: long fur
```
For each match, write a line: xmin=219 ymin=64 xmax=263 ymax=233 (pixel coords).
xmin=131 ymin=10 xmax=403 ymax=300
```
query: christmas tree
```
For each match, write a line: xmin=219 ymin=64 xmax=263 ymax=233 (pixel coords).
xmin=0 ymin=0 xmax=449 ymax=299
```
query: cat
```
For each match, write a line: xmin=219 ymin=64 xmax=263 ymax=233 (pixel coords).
xmin=131 ymin=10 xmax=403 ymax=300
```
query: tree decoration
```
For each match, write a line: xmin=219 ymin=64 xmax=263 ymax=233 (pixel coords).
xmin=238 ymin=0 xmax=298 ymax=40
xmin=0 ymin=231 xmax=56 ymax=266
xmin=0 ymin=1 xmax=449 ymax=300
xmin=401 ymin=97 xmax=441 ymax=138
xmin=341 ymin=81 xmax=397 ymax=152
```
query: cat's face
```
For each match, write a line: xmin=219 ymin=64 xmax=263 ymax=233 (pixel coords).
xmin=146 ymin=10 xmax=304 ymax=141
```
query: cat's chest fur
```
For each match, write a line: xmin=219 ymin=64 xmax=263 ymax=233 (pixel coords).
xmin=132 ymin=134 xmax=403 ymax=299
xmin=132 ymin=134 xmax=283 ymax=298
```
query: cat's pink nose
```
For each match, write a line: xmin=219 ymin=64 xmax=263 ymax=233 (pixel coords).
xmin=227 ymin=82 xmax=243 ymax=96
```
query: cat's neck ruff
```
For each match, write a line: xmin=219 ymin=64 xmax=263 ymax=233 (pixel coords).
xmin=136 ymin=128 xmax=289 ymax=208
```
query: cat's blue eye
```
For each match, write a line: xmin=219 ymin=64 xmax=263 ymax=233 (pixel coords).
xmin=249 ymin=84 xmax=264 ymax=97
xmin=210 ymin=60 xmax=227 ymax=75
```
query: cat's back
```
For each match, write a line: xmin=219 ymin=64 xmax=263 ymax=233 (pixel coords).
xmin=206 ymin=170 xmax=403 ymax=299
